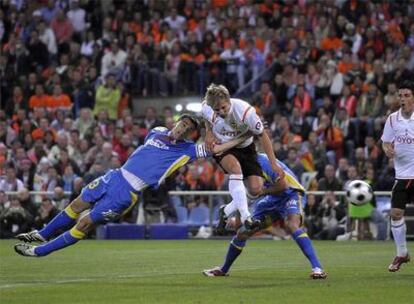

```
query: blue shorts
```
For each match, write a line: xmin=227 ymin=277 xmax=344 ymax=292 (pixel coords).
xmin=252 ymin=190 xmax=306 ymax=224
xmin=81 ymin=169 xmax=140 ymax=224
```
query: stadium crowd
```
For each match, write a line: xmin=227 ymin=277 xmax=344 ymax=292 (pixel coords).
xmin=1 ymin=0 xmax=414 ymax=239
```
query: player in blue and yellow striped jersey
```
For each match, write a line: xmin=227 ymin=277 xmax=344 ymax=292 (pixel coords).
xmin=14 ymin=114 xmax=246 ymax=257
xmin=203 ymin=153 xmax=327 ymax=279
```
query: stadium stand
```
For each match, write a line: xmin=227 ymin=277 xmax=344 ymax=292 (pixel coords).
xmin=1 ymin=0 xmax=414 ymax=239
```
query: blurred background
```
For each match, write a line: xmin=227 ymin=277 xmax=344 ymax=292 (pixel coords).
xmin=0 ymin=0 xmax=414 ymax=241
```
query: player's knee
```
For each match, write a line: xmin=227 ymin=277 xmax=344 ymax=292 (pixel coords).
xmin=76 ymin=216 xmax=95 ymax=234
xmin=285 ymin=218 xmax=300 ymax=234
xmin=236 ymin=230 xmax=249 ymax=240
xmin=248 ymin=185 xmax=262 ymax=197
xmin=70 ymin=196 xmax=91 ymax=214
xmin=390 ymin=209 xmax=404 ymax=221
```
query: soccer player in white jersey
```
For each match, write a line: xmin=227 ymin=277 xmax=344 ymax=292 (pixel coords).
xmin=381 ymin=81 xmax=414 ymax=272
xmin=201 ymin=84 xmax=285 ymax=232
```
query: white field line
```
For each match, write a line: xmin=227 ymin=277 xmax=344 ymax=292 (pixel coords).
xmin=0 ymin=266 xmax=265 ymax=289
xmin=0 ymin=264 xmax=384 ymax=290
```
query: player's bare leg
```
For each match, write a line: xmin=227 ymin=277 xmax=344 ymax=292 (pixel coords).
xmin=245 ymin=175 xmax=263 ymax=198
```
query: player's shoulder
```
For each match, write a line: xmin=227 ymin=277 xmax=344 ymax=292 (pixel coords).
xmin=231 ymin=98 xmax=255 ymax=118
xmin=230 ymin=98 xmax=251 ymax=109
xmin=151 ymin=126 xmax=169 ymax=133
xmin=146 ymin=126 xmax=169 ymax=139
xmin=386 ymin=110 xmax=401 ymax=127
xmin=201 ymin=100 xmax=211 ymax=110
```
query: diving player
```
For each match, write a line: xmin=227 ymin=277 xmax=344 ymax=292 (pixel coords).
xmin=14 ymin=114 xmax=246 ymax=257
xmin=202 ymin=153 xmax=327 ymax=279
xmin=201 ymin=84 xmax=285 ymax=232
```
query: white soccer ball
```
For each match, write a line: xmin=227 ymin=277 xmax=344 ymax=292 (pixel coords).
xmin=346 ymin=180 xmax=373 ymax=206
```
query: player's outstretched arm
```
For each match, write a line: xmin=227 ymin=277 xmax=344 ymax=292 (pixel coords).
xmin=210 ymin=134 xmax=250 ymax=155
xmin=204 ymin=121 xmax=216 ymax=151
xmin=257 ymin=131 xmax=285 ymax=179
xmin=260 ymin=177 xmax=288 ymax=196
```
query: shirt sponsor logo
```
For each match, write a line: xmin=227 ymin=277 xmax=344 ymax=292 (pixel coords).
xmin=395 ymin=135 xmax=414 ymax=144
xmin=286 ymin=199 xmax=298 ymax=209
xmin=146 ymin=138 xmax=170 ymax=150
xmin=218 ymin=130 xmax=239 ymax=137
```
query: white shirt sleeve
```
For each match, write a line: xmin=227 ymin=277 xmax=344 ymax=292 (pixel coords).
xmin=244 ymin=107 xmax=264 ymax=135
xmin=201 ymin=102 xmax=215 ymax=124
xmin=381 ymin=115 xmax=395 ymax=143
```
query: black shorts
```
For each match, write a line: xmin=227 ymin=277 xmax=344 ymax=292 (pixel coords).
xmin=214 ymin=142 xmax=263 ymax=178
xmin=391 ymin=179 xmax=414 ymax=210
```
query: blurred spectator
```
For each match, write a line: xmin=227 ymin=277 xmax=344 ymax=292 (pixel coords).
xmin=34 ymin=197 xmax=59 ymax=231
xmin=315 ymin=114 xmax=344 ymax=164
xmin=101 ymin=39 xmax=127 ymax=78
xmin=335 ymin=158 xmax=349 ymax=184
xmin=317 ymin=164 xmax=343 ymax=191
xmin=0 ymin=163 xmax=24 ymax=192
xmin=285 ymin=147 xmax=305 ymax=181
xmin=0 ymin=197 xmax=30 ymax=238
xmin=27 ymin=30 xmax=49 ymax=72
xmin=50 ymin=9 xmax=73 ymax=53
xmin=66 ymin=0 xmax=87 ymax=38
xmin=314 ymin=191 xmax=347 ymax=240
xmin=289 ymin=107 xmax=311 ymax=140
xmin=74 ymin=108 xmax=95 ymax=139
xmin=0 ymin=120 xmax=17 ymax=147
xmin=38 ymin=20 xmax=57 ymax=58
xmin=253 ymin=81 xmax=277 ymax=122
xmin=143 ymin=107 xmax=163 ymax=130
xmin=95 ymin=142 xmax=118 ymax=172
xmin=17 ymin=188 xmax=37 ymax=225
xmin=94 ymin=73 xmax=121 ymax=120
xmin=16 ymin=158 xmax=35 ymax=190
xmin=53 ymin=186 xmax=69 ymax=210
xmin=220 ymin=39 xmax=245 ymax=92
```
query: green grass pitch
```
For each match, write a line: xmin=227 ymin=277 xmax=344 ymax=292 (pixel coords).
xmin=1 ymin=239 xmax=413 ymax=304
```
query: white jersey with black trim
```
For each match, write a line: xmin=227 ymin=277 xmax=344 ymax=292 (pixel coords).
xmin=381 ymin=109 xmax=414 ymax=179
xmin=201 ymin=98 xmax=264 ymax=148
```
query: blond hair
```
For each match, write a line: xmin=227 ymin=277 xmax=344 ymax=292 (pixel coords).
xmin=204 ymin=84 xmax=230 ymax=107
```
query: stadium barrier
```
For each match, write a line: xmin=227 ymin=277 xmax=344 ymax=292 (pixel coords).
xmin=4 ymin=190 xmax=414 ymax=240
xmin=168 ymin=190 xmax=394 ymax=227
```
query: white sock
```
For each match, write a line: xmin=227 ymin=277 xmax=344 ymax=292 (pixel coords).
xmin=224 ymin=200 xmax=237 ymax=217
xmin=391 ymin=218 xmax=408 ymax=257
xmin=228 ymin=174 xmax=250 ymax=222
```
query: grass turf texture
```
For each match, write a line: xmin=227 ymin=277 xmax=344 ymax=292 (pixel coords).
xmin=1 ymin=240 xmax=413 ymax=304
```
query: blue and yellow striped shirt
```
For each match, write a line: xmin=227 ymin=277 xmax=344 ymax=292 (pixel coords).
xmin=257 ymin=153 xmax=305 ymax=193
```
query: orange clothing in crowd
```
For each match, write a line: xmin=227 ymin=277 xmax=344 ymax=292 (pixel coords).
xmin=351 ymin=82 xmax=369 ymax=95
xmin=187 ymin=19 xmax=198 ymax=32
xmin=320 ymin=37 xmax=343 ymax=51
xmin=117 ymin=92 xmax=130 ymax=119
xmin=338 ymin=61 xmax=353 ymax=74
xmin=260 ymin=3 xmax=280 ymax=14
xmin=29 ymin=94 xmax=50 ymax=109
xmin=31 ymin=128 xmax=56 ymax=141
xmin=180 ymin=53 xmax=206 ymax=65
xmin=294 ymin=92 xmax=312 ymax=114
xmin=47 ymin=94 xmax=72 ymax=109
xmin=212 ymin=0 xmax=228 ymax=8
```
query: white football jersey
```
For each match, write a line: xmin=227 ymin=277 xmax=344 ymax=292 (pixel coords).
xmin=381 ymin=109 xmax=414 ymax=179
xmin=202 ymin=98 xmax=264 ymax=148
